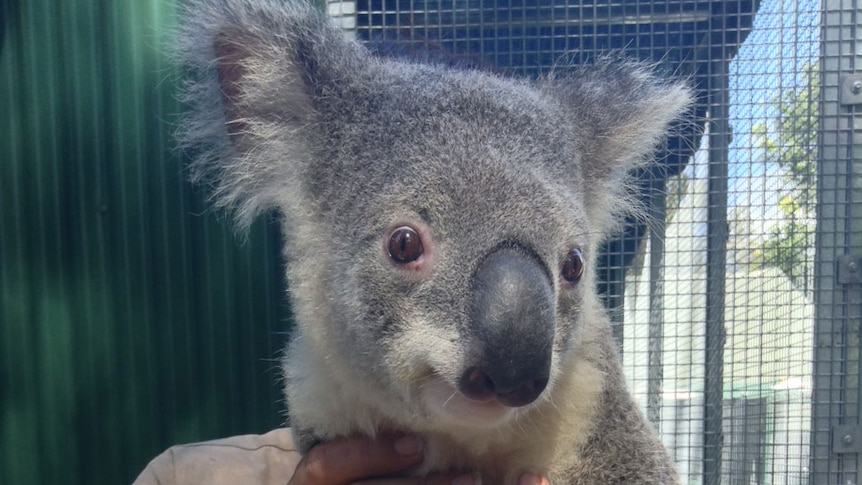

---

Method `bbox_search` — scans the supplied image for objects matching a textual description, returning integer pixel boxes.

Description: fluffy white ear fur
[174,0,361,229]
[544,62,692,237]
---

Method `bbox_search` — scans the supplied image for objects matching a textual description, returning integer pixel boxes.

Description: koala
[176,0,692,483]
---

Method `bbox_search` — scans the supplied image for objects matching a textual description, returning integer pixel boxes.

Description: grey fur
[176,1,692,483]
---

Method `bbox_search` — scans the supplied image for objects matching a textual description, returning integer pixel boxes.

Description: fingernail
[394,435,423,456]
[518,472,542,485]
[452,473,481,485]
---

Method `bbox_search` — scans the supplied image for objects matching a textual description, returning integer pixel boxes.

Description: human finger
[352,471,480,485]
[517,472,551,485]
[288,434,424,485]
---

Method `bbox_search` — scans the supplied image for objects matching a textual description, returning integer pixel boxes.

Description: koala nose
[459,365,550,407]
[461,247,555,408]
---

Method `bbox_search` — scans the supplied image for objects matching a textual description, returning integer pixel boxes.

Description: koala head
[178,0,691,434]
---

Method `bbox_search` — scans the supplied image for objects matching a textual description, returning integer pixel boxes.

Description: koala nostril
[458,366,496,402]
[496,375,549,408]
[458,367,549,407]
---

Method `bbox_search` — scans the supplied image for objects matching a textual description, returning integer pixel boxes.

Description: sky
[679,0,821,241]
[726,0,821,210]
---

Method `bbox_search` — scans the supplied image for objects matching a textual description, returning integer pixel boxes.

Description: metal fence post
[811,0,862,483]
[704,56,731,485]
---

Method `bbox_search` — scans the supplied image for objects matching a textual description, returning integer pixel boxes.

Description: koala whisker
[441,391,459,409]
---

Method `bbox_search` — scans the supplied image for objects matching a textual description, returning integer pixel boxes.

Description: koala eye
[388,226,424,264]
[561,248,585,284]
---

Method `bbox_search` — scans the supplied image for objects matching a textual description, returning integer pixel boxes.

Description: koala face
[297,67,601,428]
[177,0,690,436]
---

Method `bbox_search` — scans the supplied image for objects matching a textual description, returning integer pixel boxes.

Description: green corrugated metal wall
[0,1,289,483]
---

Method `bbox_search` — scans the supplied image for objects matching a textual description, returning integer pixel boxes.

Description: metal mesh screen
[810,0,862,483]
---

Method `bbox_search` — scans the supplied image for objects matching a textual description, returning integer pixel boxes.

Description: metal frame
[811,0,862,482]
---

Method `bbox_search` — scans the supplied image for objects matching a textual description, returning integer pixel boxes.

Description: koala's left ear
[175,0,366,229]
[542,62,693,235]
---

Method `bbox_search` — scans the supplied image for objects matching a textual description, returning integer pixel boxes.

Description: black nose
[460,246,555,407]
[459,365,550,407]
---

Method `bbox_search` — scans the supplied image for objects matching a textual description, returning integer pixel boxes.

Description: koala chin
[176,1,692,483]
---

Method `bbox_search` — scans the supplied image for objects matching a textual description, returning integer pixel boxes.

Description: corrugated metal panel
[0,1,289,483]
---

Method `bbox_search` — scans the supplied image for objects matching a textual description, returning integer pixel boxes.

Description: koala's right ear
[175,0,364,229]
[541,60,692,236]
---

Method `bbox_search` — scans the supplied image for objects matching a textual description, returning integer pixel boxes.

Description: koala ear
[175,0,364,229]
[544,61,693,235]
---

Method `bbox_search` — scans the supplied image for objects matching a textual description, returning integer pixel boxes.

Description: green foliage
[750,64,819,289]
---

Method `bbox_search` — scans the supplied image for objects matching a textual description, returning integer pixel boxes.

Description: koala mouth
[420,375,515,427]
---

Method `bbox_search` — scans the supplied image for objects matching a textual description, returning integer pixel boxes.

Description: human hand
[287,433,469,484]
[287,434,551,485]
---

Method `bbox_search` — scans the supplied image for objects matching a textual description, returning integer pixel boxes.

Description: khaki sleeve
[132,428,302,485]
